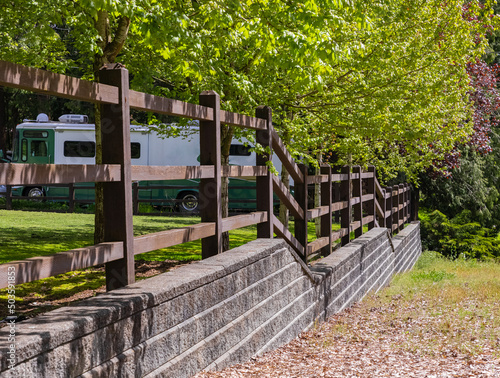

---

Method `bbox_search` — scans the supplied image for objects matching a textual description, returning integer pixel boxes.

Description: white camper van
[10,114,279,211]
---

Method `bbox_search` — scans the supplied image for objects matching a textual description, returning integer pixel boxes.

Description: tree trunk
[220,125,234,251]
[278,167,290,228]
[92,11,130,244]
[0,87,7,154]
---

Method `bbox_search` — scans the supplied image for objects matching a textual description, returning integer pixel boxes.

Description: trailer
[10,113,279,212]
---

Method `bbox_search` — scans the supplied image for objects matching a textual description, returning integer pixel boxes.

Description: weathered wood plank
[363,215,374,225]
[0,242,123,288]
[129,90,213,121]
[361,172,375,179]
[134,223,216,255]
[375,200,385,219]
[272,215,305,257]
[361,194,373,203]
[272,175,304,220]
[271,130,304,184]
[332,200,348,212]
[306,175,329,184]
[220,110,266,130]
[0,60,119,104]
[221,212,268,232]
[307,236,330,255]
[222,165,267,177]
[332,173,349,182]
[307,205,330,221]
[350,220,361,232]
[0,163,121,185]
[350,197,361,206]
[130,165,214,181]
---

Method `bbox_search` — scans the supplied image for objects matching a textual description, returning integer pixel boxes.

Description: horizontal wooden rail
[220,110,266,130]
[350,197,361,206]
[332,173,349,181]
[306,175,329,184]
[332,201,349,212]
[129,90,213,121]
[131,165,214,181]
[307,205,330,221]
[332,228,348,242]
[0,60,119,104]
[363,215,374,224]
[350,221,361,232]
[307,236,330,255]
[222,166,268,177]
[134,223,216,255]
[271,131,304,184]
[272,175,304,220]
[0,164,121,185]
[221,212,268,232]
[0,242,123,288]
[272,215,305,257]
[361,172,375,179]
[361,194,373,203]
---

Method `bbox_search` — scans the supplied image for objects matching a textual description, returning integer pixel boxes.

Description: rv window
[64,141,95,158]
[131,142,141,159]
[229,144,251,156]
[24,130,48,138]
[21,139,28,162]
[31,141,48,157]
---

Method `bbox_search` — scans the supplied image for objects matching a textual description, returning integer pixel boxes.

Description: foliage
[420,209,500,260]
[0,0,497,181]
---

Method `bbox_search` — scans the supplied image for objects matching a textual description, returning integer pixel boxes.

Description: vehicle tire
[177,192,199,213]
[23,187,45,201]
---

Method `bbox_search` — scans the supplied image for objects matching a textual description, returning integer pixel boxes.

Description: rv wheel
[24,187,45,200]
[177,192,199,213]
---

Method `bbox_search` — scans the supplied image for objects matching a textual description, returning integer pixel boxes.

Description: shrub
[420,209,500,260]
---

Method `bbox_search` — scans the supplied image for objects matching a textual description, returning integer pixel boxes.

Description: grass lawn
[0,209,348,321]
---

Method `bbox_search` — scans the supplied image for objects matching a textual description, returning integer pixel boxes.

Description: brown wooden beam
[129,90,213,121]
[273,174,304,220]
[130,165,214,181]
[0,242,123,288]
[221,212,268,232]
[271,130,304,184]
[273,215,305,257]
[0,163,121,185]
[0,60,119,104]
[220,110,266,130]
[199,91,222,258]
[134,223,216,255]
[221,165,267,177]
[99,64,135,291]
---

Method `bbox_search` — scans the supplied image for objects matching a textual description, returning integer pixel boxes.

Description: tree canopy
[0,0,497,181]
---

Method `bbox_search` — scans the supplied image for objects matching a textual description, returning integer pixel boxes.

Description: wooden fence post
[398,183,404,231]
[5,185,12,210]
[352,166,362,238]
[340,165,351,245]
[385,187,392,232]
[132,182,139,215]
[68,183,75,213]
[99,64,135,291]
[199,91,222,258]
[367,166,376,230]
[380,188,387,228]
[295,163,308,261]
[392,185,398,234]
[320,164,332,256]
[255,106,274,239]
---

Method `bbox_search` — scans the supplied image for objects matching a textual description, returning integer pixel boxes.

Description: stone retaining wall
[0,222,421,377]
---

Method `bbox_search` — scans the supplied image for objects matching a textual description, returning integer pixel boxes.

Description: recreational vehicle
[10,113,279,212]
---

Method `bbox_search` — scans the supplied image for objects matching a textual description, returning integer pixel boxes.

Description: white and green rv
[10,113,277,212]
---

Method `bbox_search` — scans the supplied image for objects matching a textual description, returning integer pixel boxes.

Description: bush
[420,209,500,260]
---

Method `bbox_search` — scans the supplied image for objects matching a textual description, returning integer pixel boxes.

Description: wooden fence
[0,60,415,291]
